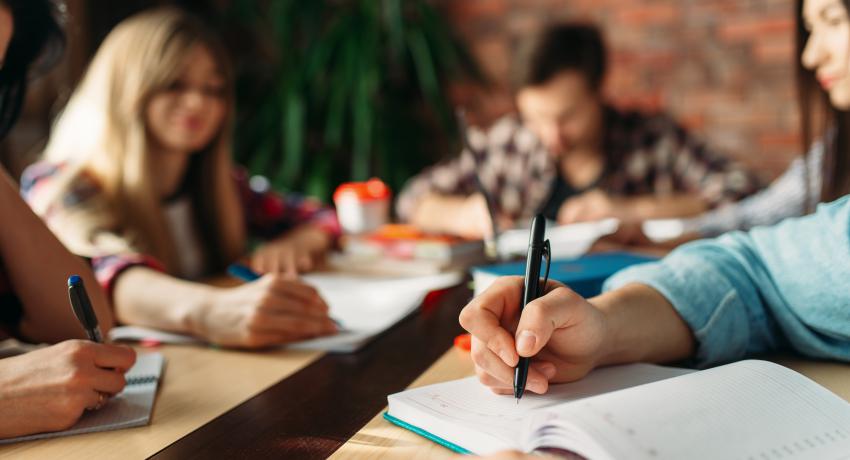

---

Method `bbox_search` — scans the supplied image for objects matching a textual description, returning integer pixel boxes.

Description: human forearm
[251,223,334,274]
[592,283,695,366]
[688,158,809,237]
[410,193,500,239]
[621,194,708,221]
[113,267,336,347]
[410,194,469,235]
[112,267,215,335]
[0,169,114,342]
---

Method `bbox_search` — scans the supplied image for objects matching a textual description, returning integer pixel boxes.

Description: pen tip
[68,275,82,287]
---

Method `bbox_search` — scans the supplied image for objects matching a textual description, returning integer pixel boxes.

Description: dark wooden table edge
[148,284,471,459]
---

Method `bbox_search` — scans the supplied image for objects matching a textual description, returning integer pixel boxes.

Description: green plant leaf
[281,85,305,187]
[228,0,485,201]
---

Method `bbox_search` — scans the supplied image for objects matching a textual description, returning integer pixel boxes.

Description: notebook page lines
[396,377,561,442]
[390,364,693,447]
[542,360,850,460]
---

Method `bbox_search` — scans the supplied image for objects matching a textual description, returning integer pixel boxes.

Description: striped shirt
[686,143,824,237]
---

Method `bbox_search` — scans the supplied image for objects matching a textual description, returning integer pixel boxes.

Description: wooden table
[330,347,475,459]
[0,345,323,459]
[4,279,850,459]
[148,285,472,459]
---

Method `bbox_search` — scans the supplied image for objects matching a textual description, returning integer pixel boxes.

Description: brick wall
[436,0,799,179]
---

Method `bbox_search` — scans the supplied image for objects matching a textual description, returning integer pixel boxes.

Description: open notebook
[110,271,463,352]
[0,352,165,444]
[386,360,850,459]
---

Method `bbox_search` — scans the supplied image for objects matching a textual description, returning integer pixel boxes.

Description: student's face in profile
[516,71,604,158]
[145,45,227,155]
[802,0,850,109]
[0,5,13,66]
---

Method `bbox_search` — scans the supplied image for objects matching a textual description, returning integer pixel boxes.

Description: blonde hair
[41,7,245,273]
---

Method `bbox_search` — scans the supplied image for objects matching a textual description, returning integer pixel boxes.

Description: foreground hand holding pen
[459,273,610,396]
[513,215,550,402]
[67,275,136,411]
[458,200,632,399]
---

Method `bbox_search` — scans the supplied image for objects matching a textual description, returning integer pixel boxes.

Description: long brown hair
[796,0,850,206]
[40,7,245,273]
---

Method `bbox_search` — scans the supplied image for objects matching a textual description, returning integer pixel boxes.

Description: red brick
[617,4,679,26]
[718,17,794,42]
[436,0,800,173]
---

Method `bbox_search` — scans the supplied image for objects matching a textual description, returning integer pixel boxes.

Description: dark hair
[513,23,607,92]
[0,0,65,139]
[796,0,850,204]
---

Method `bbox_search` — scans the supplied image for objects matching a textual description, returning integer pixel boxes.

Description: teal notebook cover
[472,251,657,298]
[383,411,472,454]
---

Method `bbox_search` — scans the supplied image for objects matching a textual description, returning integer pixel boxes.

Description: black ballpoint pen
[514,214,550,403]
[68,275,103,342]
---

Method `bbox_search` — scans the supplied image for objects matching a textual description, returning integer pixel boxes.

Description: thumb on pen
[514,285,578,357]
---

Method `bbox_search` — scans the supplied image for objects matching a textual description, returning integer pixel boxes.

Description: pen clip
[539,239,551,293]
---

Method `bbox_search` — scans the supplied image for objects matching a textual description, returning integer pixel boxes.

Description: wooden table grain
[0,344,323,459]
[149,285,472,459]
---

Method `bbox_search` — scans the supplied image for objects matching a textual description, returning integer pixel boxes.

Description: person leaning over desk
[22,7,338,349]
[463,0,850,458]
[395,23,760,240]
[612,0,850,249]
[0,0,136,439]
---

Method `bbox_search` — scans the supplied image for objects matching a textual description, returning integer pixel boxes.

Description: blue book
[472,252,657,298]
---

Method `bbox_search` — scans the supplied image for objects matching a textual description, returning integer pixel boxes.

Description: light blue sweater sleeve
[604,196,850,367]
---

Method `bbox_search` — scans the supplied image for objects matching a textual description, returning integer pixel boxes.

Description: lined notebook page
[0,352,165,444]
[387,363,692,454]
[536,360,850,460]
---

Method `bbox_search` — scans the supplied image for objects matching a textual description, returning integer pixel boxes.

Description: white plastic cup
[333,178,391,234]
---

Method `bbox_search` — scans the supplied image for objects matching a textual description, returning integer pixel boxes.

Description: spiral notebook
[0,352,165,444]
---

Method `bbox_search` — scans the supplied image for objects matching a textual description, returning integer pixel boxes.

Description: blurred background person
[24,8,338,349]
[396,23,760,239]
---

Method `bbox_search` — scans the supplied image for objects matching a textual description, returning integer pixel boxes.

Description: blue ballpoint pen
[227,263,261,282]
[68,275,103,343]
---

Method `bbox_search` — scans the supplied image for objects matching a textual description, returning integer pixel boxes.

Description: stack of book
[333,224,487,275]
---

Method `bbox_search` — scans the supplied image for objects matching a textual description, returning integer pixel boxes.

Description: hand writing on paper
[250,225,332,276]
[201,273,336,348]
[456,193,513,240]
[459,277,608,395]
[0,340,135,438]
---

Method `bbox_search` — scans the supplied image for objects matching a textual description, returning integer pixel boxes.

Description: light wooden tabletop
[0,344,323,459]
[331,351,850,459]
[330,348,474,460]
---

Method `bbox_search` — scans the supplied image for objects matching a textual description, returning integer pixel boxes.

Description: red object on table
[454,333,472,351]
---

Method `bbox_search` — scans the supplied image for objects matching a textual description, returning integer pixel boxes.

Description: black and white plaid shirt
[397,106,761,224]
